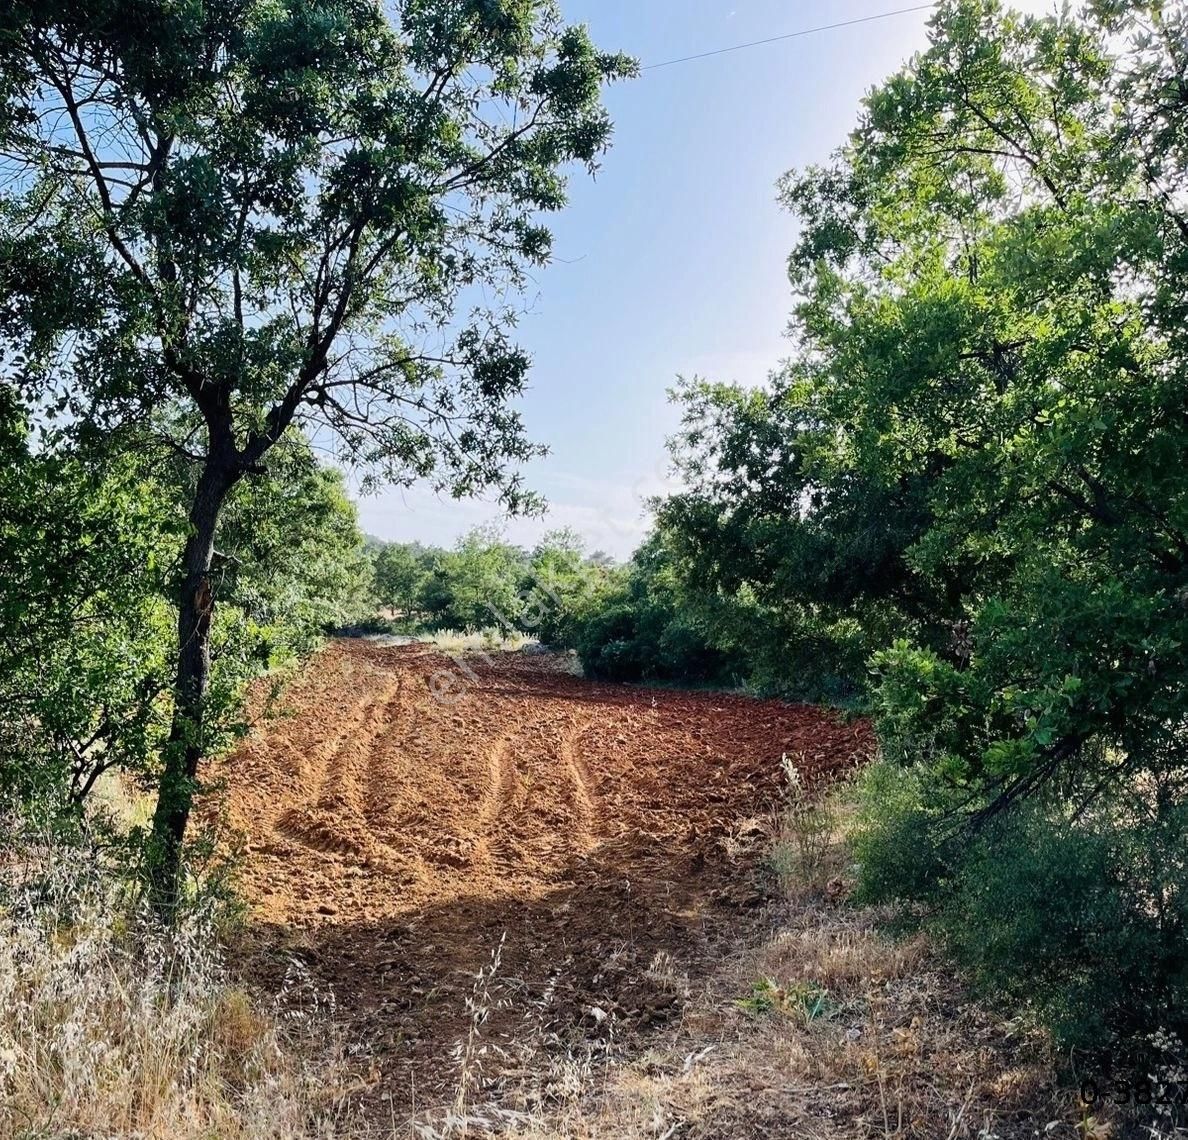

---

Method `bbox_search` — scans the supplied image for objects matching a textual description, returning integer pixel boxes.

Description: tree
[202,433,377,658]
[373,542,430,617]
[666,0,1188,800]
[420,526,528,632]
[775,0,1188,819]
[659,375,923,700]
[654,0,1188,1048]
[0,411,372,822]
[0,0,633,908]
[522,527,607,645]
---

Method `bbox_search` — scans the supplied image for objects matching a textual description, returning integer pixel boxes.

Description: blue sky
[356,0,1052,558]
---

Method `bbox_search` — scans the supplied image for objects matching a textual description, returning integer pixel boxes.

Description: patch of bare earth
[209,640,1091,1138]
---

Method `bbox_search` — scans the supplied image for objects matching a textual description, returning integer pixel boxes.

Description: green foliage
[372,542,432,618]
[0,415,372,822]
[605,0,1188,1054]
[736,977,835,1025]
[0,414,178,816]
[210,436,377,658]
[838,0,1188,1054]
[850,761,951,906]
[574,531,734,683]
[571,375,903,699]
[522,528,614,647]
[656,376,931,700]
[0,0,633,896]
[370,525,612,644]
[419,528,528,634]
[856,771,1188,1053]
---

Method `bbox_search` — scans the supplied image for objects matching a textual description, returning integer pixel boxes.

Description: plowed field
[213,639,873,1116]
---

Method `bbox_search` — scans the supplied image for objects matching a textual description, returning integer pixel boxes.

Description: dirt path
[211,639,873,1118]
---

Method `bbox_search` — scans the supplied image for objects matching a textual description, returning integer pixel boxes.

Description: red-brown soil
[211,639,873,1117]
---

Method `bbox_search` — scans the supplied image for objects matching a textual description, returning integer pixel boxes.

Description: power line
[641,3,938,71]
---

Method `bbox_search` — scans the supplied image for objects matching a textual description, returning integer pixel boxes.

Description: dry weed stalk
[440,931,508,1136]
[0,828,347,1139]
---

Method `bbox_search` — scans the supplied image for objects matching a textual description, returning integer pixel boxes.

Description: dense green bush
[0,427,177,817]
[573,533,735,683]
[573,601,638,678]
[856,766,1188,1054]
[568,516,871,698]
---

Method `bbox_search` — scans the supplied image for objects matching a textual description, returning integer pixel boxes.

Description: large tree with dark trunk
[0,0,632,909]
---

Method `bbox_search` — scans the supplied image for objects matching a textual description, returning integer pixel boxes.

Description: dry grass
[402,784,1092,1139]
[437,932,1075,1139]
[88,768,156,833]
[0,830,352,1140]
[424,630,534,655]
[769,753,850,902]
[10,766,1180,1138]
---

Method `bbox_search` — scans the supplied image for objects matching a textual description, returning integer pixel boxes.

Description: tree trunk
[148,457,234,915]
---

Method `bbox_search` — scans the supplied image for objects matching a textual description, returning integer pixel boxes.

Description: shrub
[855,766,1188,1058]
[573,533,734,684]
[851,760,953,906]
[574,597,729,683]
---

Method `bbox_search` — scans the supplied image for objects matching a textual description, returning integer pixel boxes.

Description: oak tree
[0,0,632,907]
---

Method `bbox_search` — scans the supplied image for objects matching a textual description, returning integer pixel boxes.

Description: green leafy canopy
[0,0,636,502]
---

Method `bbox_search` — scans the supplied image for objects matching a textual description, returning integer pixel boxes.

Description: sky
[355,0,1054,559]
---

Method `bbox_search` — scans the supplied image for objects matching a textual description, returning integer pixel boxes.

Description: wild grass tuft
[0,822,347,1139]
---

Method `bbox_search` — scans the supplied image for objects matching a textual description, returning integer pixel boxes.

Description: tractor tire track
[210,638,875,1117]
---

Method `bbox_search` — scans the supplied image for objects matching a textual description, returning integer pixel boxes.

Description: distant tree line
[368,527,619,646]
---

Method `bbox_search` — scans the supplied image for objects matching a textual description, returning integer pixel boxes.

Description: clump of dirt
[209,639,873,1119]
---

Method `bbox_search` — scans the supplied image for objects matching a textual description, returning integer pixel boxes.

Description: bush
[372,541,432,617]
[851,761,950,905]
[574,601,643,680]
[855,764,1188,1058]
[575,595,730,684]
[573,532,735,684]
